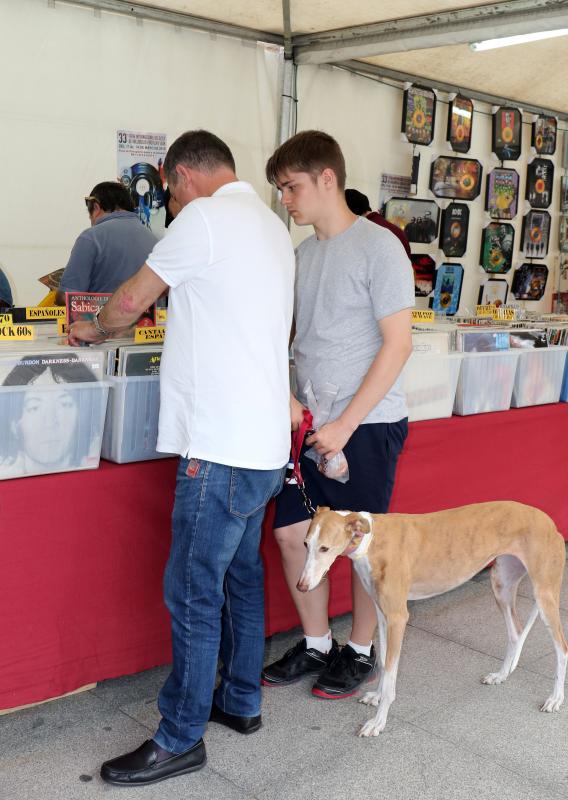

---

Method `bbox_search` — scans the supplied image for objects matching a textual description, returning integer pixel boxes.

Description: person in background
[345,188,411,258]
[55,181,158,304]
[67,130,294,787]
[0,267,13,307]
[163,187,182,228]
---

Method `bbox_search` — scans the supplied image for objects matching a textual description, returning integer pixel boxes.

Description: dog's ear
[316,506,330,514]
[345,513,371,535]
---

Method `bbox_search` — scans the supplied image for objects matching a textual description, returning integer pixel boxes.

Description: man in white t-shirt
[68,130,295,787]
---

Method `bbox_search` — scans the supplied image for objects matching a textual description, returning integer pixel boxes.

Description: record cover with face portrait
[0,351,106,480]
[384,198,439,243]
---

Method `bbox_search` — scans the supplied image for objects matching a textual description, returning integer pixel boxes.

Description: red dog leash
[288,409,316,516]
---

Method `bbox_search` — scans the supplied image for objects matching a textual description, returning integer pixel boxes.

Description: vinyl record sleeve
[439,203,469,257]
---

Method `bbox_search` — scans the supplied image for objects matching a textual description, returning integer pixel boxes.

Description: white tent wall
[0,0,281,305]
[294,63,564,314]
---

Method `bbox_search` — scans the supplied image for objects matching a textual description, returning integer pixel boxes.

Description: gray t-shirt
[59,211,158,293]
[294,216,415,424]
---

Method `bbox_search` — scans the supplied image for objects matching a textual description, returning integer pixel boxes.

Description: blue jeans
[154,457,285,754]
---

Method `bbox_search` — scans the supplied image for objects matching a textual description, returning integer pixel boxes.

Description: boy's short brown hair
[265,130,346,190]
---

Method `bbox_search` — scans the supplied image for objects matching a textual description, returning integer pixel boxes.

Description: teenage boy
[262,131,414,699]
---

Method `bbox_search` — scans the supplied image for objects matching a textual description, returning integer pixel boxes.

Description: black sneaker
[261,639,339,686]
[311,644,377,699]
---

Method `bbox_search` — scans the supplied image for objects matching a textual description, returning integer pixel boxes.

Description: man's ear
[316,505,330,514]
[345,513,370,535]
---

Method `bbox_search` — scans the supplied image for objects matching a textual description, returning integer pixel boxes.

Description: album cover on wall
[478,279,509,307]
[430,263,464,315]
[384,198,439,243]
[401,85,436,146]
[447,94,473,153]
[479,223,515,273]
[410,254,436,296]
[559,215,568,252]
[525,158,554,209]
[531,115,557,155]
[492,106,522,161]
[485,168,519,220]
[560,176,568,212]
[521,210,551,258]
[439,203,469,257]
[429,156,482,200]
[511,263,548,300]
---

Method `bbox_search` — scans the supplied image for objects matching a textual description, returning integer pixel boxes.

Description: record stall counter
[2,401,568,712]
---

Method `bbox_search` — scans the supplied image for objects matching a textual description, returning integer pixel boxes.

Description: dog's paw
[541,694,564,713]
[358,717,386,737]
[359,690,381,707]
[481,672,506,685]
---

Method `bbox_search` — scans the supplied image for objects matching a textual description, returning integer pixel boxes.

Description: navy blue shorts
[273,419,408,529]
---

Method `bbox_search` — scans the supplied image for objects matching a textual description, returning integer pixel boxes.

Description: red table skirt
[1,404,567,710]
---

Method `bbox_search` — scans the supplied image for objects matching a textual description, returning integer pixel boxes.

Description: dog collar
[344,531,373,560]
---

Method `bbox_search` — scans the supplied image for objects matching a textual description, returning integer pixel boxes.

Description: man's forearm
[339,341,412,433]
[98,265,167,331]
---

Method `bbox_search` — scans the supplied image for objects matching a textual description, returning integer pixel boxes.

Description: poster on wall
[511,263,549,300]
[384,197,439,243]
[430,263,464,315]
[439,203,469,257]
[492,106,522,161]
[447,94,474,153]
[378,173,411,210]
[117,130,167,232]
[401,85,436,146]
[525,158,554,209]
[429,156,482,200]
[520,210,551,258]
[480,222,515,273]
[410,254,436,296]
[531,115,557,155]
[478,279,509,307]
[485,168,519,220]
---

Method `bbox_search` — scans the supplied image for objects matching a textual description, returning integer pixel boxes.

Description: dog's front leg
[360,603,387,707]
[359,609,408,737]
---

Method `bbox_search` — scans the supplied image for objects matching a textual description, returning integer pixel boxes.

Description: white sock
[305,631,332,654]
[347,639,372,657]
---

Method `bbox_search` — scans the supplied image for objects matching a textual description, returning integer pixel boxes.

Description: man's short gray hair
[164,130,235,184]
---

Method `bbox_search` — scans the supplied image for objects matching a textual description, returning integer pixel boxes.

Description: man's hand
[290,393,306,431]
[68,321,106,347]
[305,417,354,460]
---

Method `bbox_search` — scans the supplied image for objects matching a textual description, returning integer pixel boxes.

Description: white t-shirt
[146,181,295,470]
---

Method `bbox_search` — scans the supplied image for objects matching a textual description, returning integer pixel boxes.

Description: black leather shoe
[209,703,262,734]
[100,738,206,786]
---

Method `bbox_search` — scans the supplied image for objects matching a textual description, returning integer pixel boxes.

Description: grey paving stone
[91,664,171,707]
[0,697,251,800]
[407,579,561,665]
[410,666,568,796]
[255,718,563,800]
[379,624,502,723]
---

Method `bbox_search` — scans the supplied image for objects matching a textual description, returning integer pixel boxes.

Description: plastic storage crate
[0,381,109,480]
[453,351,520,415]
[101,375,174,463]
[511,346,568,408]
[401,352,463,422]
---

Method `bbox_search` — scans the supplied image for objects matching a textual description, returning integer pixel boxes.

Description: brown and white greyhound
[297,501,567,737]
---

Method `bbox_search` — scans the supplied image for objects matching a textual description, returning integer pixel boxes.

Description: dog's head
[296,507,372,592]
